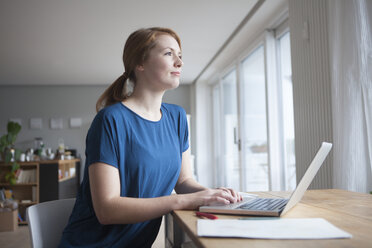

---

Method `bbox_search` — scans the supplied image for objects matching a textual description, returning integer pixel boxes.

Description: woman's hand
[217,186,243,203]
[176,187,242,210]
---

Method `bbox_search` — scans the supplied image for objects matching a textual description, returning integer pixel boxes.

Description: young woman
[59,27,241,247]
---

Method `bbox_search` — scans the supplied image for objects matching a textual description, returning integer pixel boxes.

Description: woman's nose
[175,56,183,68]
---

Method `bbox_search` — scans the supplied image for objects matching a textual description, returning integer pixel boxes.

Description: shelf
[59,175,76,182]
[0,159,80,226]
[39,158,80,164]
[0,162,38,167]
[0,183,37,186]
[19,201,37,206]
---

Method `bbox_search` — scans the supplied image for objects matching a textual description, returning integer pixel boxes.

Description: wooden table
[169,189,372,248]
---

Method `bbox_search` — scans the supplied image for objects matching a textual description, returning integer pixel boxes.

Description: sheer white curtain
[328,0,372,193]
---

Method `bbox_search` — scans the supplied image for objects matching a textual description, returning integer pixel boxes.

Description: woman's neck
[122,88,164,121]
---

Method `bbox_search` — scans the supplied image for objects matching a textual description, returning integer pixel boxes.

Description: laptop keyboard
[238,198,289,211]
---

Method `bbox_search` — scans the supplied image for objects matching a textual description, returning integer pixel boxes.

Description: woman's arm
[174,148,242,201]
[174,148,206,194]
[89,156,239,225]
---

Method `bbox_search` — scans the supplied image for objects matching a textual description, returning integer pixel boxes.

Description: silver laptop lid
[281,142,332,215]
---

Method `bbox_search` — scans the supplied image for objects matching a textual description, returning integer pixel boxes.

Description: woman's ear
[136,64,145,72]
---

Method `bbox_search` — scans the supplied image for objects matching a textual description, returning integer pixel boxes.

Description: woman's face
[138,34,183,91]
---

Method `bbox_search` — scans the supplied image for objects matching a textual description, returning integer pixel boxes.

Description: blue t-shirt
[59,102,189,248]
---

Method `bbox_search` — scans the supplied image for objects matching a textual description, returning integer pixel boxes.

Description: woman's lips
[171,71,181,76]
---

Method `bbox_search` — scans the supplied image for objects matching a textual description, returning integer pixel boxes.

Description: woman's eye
[165,52,172,56]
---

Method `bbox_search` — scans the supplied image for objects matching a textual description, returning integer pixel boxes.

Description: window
[241,46,269,191]
[213,70,240,189]
[277,32,296,190]
[221,70,240,190]
[212,84,222,186]
[212,25,296,192]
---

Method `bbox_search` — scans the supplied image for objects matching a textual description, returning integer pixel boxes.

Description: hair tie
[123,72,129,79]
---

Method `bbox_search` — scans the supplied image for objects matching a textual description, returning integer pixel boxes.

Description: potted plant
[0,121,22,184]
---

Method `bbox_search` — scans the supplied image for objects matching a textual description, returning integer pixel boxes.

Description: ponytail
[95,73,130,112]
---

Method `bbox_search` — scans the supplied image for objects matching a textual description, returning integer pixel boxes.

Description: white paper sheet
[197,218,352,239]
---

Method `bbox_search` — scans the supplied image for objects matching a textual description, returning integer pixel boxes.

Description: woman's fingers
[229,188,242,202]
[201,189,233,206]
[218,190,235,203]
[217,187,241,203]
[209,196,230,205]
[229,189,238,200]
[181,188,243,209]
[219,189,235,203]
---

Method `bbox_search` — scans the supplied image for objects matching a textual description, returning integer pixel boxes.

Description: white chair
[26,198,75,248]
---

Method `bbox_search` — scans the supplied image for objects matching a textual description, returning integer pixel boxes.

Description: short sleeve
[180,108,190,153]
[85,111,119,168]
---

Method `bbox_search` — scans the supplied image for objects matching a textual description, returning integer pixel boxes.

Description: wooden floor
[0,220,165,248]
[0,226,30,248]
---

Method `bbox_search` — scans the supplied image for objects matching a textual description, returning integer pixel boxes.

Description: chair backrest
[26,198,75,248]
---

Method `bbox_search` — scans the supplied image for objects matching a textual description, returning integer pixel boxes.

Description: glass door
[277,32,296,190]
[240,45,269,191]
[221,69,240,190]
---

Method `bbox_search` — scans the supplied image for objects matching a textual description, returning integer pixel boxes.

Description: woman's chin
[164,80,180,90]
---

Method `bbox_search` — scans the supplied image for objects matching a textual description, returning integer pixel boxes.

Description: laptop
[199,142,332,217]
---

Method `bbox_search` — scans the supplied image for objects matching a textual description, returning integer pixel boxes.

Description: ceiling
[0,0,257,85]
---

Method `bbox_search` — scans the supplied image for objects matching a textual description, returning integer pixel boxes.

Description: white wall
[0,85,104,159]
[0,85,191,182]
